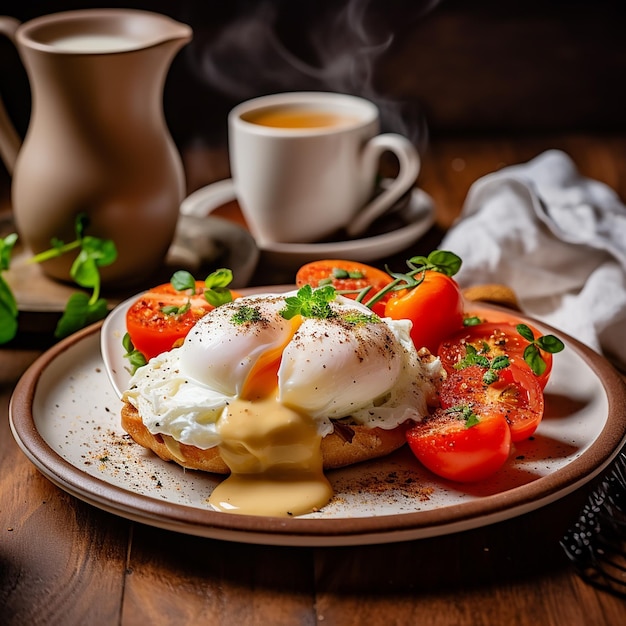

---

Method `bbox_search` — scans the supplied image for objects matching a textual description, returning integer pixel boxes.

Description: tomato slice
[295,259,393,315]
[126,281,231,360]
[384,271,464,353]
[406,403,512,483]
[438,364,544,442]
[438,321,553,389]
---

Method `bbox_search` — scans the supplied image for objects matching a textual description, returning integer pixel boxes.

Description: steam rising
[186,0,440,147]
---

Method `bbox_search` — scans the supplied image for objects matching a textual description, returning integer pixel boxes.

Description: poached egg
[123,291,442,517]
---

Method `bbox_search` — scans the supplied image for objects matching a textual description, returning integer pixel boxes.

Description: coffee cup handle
[346,134,421,238]
[180,178,237,217]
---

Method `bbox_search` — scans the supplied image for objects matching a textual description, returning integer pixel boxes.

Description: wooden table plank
[0,382,129,624]
[121,527,317,625]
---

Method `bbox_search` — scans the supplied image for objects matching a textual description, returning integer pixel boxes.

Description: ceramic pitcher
[0,9,192,286]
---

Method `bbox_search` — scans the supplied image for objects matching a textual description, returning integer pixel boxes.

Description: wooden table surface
[2,134,626,625]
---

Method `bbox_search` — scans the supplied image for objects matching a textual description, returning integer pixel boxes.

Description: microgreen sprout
[231,304,264,325]
[516,323,565,376]
[454,344,511,384]
[163,268,235,316]
[461,315,565,377]
[444,404,480,428]
[360,250,462,310]
[463,316,483,327]
[122,332,147,374]
[0,214,117,343]
[341,311,381,326]
[0,233,19,344]
[280,284,337,320]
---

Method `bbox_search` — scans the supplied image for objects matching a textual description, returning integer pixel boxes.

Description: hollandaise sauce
[209,397,333,517]
[209,312,333,516]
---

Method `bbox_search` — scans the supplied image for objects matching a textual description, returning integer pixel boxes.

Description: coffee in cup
[195,92,421,245]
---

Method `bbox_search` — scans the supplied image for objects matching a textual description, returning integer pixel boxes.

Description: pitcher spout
[133,12,192,52]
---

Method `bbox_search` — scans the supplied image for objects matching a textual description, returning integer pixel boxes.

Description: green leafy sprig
[170,268,234,308]
[463,315,565,377]
[0,214,117,343]
[280,284,337,320]
[454,343,511,384]
[516,323,565,376]
[318,267,365,287]
[0,233,19,344]
[231,304,264,325]
[122,333,148,373]
[444,404,481,428]
[122,268,236,373]
[360,250,462,310]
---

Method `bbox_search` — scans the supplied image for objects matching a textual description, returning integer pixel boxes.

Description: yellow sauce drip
[209,314,333,517]
[209,396,333,517]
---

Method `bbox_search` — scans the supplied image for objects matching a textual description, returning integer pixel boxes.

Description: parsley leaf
[122,332,148,374]
[516,323,565,376]
[455,344,510,384]
[54,292,109,339]
[341,311,381,326]
[445,404,481,428]
[231,304,263,325]
[24,214,117,339]
[204,268,234,307]
[280,285,337,320]
[170,269,197,292]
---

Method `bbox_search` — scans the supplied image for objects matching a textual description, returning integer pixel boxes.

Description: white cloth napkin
[440,149,626,369]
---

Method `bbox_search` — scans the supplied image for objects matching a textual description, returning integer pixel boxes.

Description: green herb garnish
[122,332,147,374]
[27,214,117,339]
[341,311,381,326]
[516,323,565,376]
[280,284,337,320]
[455,344,510,384]
[333,267,364,280]
[361,250,462,310]
[444,404,480,428]
[463,316,483,327]
[203,268,235,307]
[0,233,19,344]
[231,304,264,325]
[165,268,234,315]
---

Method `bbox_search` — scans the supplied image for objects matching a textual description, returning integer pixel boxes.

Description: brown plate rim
[9,306,626,546]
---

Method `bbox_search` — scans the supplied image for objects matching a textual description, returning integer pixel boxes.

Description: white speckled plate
[9,294,626,546]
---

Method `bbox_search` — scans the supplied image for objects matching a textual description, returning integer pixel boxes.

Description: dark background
[1,0,625,188]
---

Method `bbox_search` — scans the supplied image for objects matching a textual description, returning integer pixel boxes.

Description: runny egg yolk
[209,315,334,517]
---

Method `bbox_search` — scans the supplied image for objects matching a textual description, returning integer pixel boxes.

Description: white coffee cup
[212,92,420,245]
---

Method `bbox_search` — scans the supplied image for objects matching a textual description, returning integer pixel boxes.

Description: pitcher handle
[0,17,23,174]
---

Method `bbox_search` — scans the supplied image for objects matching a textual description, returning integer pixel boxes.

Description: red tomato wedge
[438,321,553,389]
[384,271,464,353]
[295,259,393,315]
[406,402,512,483]
[126,281,238,361]
[438,364,544,442]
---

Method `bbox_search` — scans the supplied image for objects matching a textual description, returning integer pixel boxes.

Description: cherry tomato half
[407,403,512,483]
[438,321,553,390]
[438,364,544,442]
[295,259,393,316]
[126,281,238,361]
[384,271,464,353]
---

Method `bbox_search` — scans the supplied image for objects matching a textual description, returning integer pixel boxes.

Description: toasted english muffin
[121,401,410,474]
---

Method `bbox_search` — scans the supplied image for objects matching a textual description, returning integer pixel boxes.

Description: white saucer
[168,214,259,288]
[181,179,435,268]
